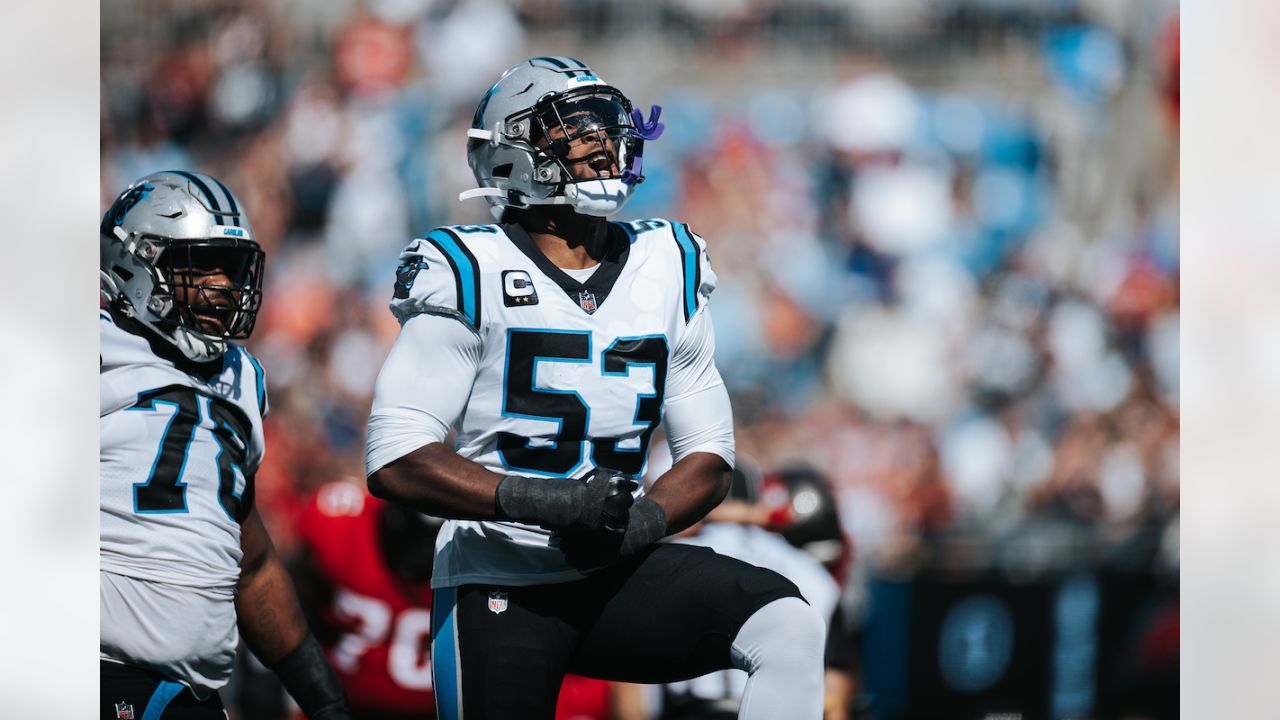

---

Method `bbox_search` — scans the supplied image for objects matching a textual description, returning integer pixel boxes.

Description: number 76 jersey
[375,219,723,587]
[100,311,267,591]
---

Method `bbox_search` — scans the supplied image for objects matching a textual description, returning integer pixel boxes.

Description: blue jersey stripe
[432,587,461,720]
[141,680,186,720]
[425,230,482,329]
[672,223,700,321]
[244,349,267,417]
[612,221,638,244]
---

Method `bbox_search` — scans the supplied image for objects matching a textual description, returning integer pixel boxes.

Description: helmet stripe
[170,170,223,215]
[533,56,590,78]
[534,56,569,69]
[210,176,241,228]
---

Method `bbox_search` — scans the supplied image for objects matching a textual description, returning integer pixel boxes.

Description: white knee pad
[731,596,826,719]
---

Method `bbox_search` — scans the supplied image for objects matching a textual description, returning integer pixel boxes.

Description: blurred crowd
[102,0,1179,707]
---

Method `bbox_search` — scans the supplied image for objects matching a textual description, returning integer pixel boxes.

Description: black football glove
[557,525,625,570]
[618,497,668,557]
[558,495,668,570]
[271,633,353,720]
[495,468,637,533]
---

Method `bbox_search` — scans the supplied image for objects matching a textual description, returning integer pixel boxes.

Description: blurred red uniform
[296,482,611,720]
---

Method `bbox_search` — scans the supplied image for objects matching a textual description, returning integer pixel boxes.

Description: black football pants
[101,660,226,719]
[430,542,804,719]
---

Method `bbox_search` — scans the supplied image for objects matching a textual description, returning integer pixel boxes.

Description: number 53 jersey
[100,311,266,592]
[367,219,731,588]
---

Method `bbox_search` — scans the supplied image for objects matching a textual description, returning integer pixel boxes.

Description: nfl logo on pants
[488,590,509,614]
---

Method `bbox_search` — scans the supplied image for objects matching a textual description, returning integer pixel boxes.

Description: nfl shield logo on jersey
[115,701,135,719]
[488,590,509,614]
[577,290,598,314]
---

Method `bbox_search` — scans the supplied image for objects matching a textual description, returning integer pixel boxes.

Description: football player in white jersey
[100,172,352,719]
[365,57,826,719]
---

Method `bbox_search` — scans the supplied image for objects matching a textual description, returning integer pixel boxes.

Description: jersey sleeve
[388,230,484,332]
[661,305,735,467]
[365,311,483,475]
[671,223,718,324]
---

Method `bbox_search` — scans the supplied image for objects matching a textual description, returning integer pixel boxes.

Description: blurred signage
[863,569,1175,719]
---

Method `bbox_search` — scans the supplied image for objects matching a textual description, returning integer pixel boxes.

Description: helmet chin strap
[458,186,576,206]
[458,187,505,202]
[460,124,634,216]
[171,325,228,363]
[459,181,631,217]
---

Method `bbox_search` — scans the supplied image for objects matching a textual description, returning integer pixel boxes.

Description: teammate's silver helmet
[461,56,664,218]
[100,171,265,362]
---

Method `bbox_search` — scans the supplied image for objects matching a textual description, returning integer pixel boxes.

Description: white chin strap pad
[563,178,634,217]
[171,325,227,363]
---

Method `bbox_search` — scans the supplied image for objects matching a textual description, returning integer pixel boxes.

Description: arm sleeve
[662,306,735,467]
[364,312,482,475]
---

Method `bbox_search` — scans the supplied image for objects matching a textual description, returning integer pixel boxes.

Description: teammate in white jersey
[365,57,826,719]
[100,172,352,719]
[661,461,858,720]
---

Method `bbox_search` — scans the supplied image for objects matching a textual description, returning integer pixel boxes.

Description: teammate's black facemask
[156,241,265,340]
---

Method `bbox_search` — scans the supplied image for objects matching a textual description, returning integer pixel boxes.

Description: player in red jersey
[294,481,614,720]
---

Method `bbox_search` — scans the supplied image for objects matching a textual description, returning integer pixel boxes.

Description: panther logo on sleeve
[394,260,430,300]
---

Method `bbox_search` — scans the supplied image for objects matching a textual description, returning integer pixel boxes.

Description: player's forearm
[646,451,732,535]
[367,441,506,519]
[236,547,311,665]
[238,552,352,718]
[237,509,311,663]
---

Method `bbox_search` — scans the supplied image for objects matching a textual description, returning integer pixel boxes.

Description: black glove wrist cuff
[494,474,521,519]
[621,497,668,555]
[495,474,583,527]
[272,633,350,719]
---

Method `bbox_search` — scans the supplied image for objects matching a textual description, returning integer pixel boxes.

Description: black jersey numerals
[129,388,200,513]
[498,330,669,477]
[129,386,254,521]
[592,337,669,474]
[497,331,592,476]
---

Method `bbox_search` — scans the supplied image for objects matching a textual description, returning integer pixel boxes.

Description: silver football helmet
[460,56,664,218]
[100,171,265,362]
